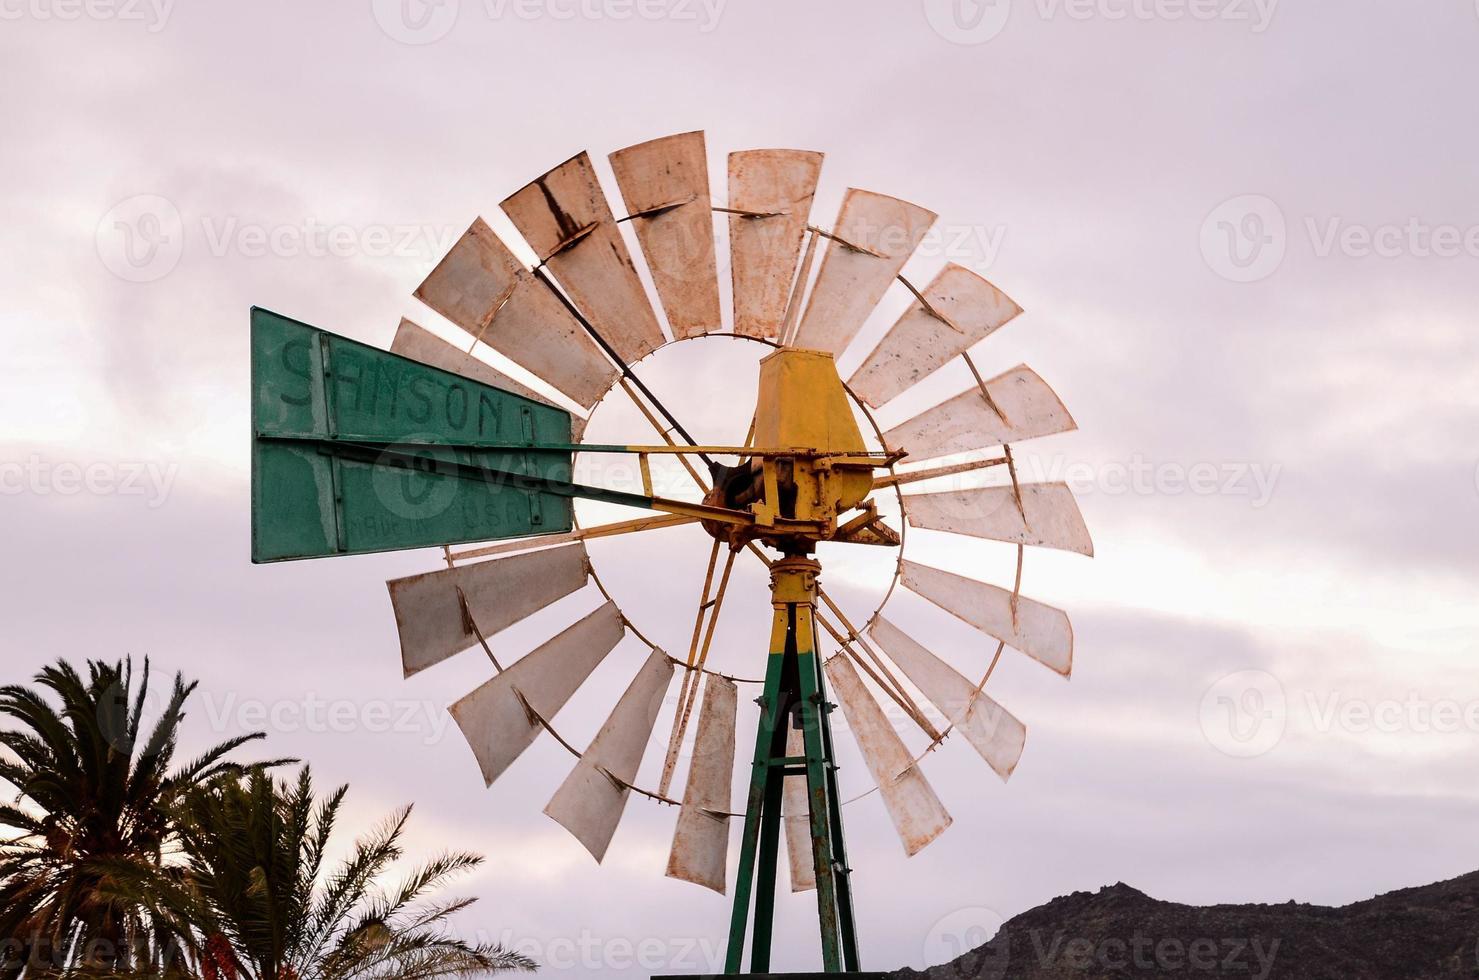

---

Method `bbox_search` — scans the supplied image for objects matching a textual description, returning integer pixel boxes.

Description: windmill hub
[700,347,886,554]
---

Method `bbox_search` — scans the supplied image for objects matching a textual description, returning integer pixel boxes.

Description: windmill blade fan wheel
[253,129,1091,975]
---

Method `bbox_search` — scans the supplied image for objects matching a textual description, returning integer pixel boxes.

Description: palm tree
[0,658,273,979]
[173,767,533,980]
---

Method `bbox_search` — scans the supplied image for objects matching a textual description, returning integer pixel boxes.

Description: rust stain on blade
[782,725,817,892]
[881,365,1076,463]
[665,674,736,893]
[824,655,952,857]
[501,152,665,362]
[610,131,721,340]
[903,482,1093,556]
[792,189,937,357]
[848,264,1023,408]
[450,602,624,786]
[414,219,616,409]
[544,648,674,862]
[900,560,1073,677]
[728,149,823,339]
[869,616,1026,781]
[390,318,588,440]
[386,543,590,678]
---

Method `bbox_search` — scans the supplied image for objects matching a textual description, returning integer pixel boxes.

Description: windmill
[250,131,1090,976]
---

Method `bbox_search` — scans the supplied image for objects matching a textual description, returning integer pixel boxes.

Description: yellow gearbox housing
[748,348,874,532]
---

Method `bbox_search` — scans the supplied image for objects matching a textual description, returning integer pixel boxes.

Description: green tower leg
[725,557,859,974]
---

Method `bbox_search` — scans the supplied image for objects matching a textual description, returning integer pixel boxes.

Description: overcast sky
[4,0,1479,975]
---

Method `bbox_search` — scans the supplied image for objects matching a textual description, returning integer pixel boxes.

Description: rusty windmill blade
[881,365,1076,463]
[387,543,591,678]
[610,131,722,340]
[450,601,625,787]
[390,318,590,440]
[848,264,1023,408]
[665,673,738,893]
[414,218,617,408]
[501,152,666,362]
[901,560,1073,677]
[790,189,937,357]
[869,616,1026,781]
[728,148,824,339]
[824,654,952,856]
[544,647,676,862]
[903,482,1094,556]
[783,725,817,892]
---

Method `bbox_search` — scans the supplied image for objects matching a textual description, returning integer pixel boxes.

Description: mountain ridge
[890,870,1479,979]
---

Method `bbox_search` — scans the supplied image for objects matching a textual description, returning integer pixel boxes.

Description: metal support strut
[726,555,859,974]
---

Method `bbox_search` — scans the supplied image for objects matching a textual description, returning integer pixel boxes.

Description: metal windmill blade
[501,151,666,362]
[387,543,591,678]
[414,218,616,408]
[848,264,1023,408]
[825,654,952,856]
[869,616,1026,781]
[250,130,1094,978]
[903,482,1094,556]
[609,131,722,339]
[728,148,823,339]
[666,673,737,893]
[544,647,675,862]
[901,560,1074,676]
[791,189,936,356]
[881,364,1077,463]
[450,601,625,786]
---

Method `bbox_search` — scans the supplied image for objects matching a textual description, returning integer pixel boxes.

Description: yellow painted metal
[747,349,875,532]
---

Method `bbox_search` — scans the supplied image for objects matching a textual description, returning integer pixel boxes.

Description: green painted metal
[811,640,860,972]
[726,601,857,974]
[250,307,574,562]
